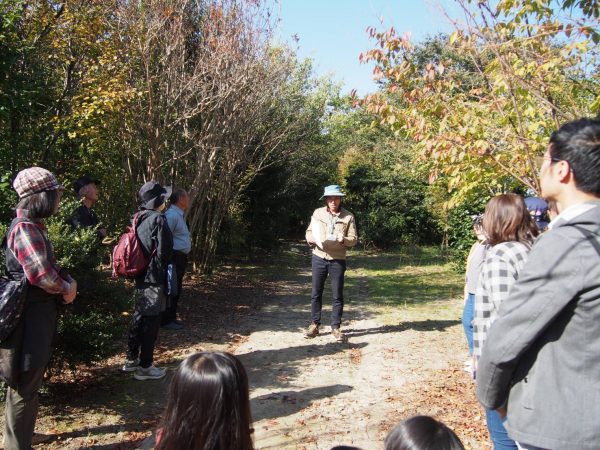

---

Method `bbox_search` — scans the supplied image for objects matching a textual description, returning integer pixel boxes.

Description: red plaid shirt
[7,209,71,294]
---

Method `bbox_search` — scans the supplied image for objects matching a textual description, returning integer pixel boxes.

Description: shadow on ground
[14,243,462,449]
[239,341,369,390]
[251,384,353,422]
[343,319,461,337]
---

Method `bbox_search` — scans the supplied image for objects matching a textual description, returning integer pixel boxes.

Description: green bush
[343,162,440,248]
[0,222,6,270]
[45,199,131,371]
[446,199,487,273]
[51,275,131,370]
[0,198,130,371]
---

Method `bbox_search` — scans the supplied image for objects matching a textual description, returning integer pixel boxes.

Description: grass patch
[347,246,463,309]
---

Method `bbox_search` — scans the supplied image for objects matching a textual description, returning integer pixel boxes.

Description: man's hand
[63,280,77,304]
[336,233,344,243]
[496,407,507,418]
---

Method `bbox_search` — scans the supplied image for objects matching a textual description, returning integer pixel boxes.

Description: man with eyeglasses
[476,118,600,450]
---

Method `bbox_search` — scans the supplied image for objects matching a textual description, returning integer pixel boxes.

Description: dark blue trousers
[311,254,346,328]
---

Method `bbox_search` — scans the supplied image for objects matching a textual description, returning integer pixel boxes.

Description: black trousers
[161,251,188,325]
[3,365,46,450]
[310,254,347,328]
[127,312,161,368]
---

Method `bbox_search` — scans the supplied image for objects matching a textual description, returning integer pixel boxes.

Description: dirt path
[237,257,487,450]
[0,245,490,449]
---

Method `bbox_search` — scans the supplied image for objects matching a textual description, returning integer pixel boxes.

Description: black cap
[74,175,100,195]
[138,181,172,210]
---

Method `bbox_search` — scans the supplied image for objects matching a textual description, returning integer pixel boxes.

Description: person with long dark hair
[155,352,254,450]
[384,416,465,450]
[0,167,77,450]
[473,193,538,450]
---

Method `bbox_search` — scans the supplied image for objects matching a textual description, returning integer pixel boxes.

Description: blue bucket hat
[320,184,346,200]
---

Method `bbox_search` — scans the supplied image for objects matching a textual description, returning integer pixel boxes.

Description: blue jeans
[486,409,517,450]
[311,254,346,328]
[462,292,475,355]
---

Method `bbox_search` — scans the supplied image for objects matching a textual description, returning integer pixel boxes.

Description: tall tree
[358,0,599,203]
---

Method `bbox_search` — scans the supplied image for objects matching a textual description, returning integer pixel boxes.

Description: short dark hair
[156,352,253,450]
[169,188,188,205]
[16,190,60,219]
[483,193,538,247]
[549,117,600,196]
[384,416,465,450]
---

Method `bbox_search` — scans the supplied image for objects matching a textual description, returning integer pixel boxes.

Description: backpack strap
[132,211,156,259]
[4,218,34,278]
[4,217,33,253]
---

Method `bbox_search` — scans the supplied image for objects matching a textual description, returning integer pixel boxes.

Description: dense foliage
[358,0,599,204]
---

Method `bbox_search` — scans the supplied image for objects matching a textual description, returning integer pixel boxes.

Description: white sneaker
[134,364,166,380]
[122,358,140,372]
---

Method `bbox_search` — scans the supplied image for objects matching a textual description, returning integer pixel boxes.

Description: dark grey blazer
[476,200,600,450]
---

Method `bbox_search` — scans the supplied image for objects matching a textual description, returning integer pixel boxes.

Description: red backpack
[112,213,152,278]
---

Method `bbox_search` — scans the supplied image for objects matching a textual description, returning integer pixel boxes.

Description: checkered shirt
[13,167,62,198]
[473,241,531,358]
[7,209,71,294]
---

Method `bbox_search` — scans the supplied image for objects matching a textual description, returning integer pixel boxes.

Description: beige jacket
[305,206,357,260]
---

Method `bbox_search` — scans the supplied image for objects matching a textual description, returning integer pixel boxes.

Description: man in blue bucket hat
[305,185,358,342]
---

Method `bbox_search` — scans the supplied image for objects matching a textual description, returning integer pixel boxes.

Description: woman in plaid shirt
[473,193,538,450]
[1,167,77,450]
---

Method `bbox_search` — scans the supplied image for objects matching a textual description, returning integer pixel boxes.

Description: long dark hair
[482,194,538,247]
[384,416,465,450]
[156,352,253,450]
[16,190,60,219]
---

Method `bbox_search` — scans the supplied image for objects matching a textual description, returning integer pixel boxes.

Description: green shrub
[0,222,6,270]
[344,162,440,248]
[446,199,487,273]
[0,198,131,372]
[45,199,131,371]
[0,172,17,225]
[51,275,131,370]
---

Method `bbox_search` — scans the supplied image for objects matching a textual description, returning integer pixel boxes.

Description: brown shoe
[305,322,319,338]
[331,327,345,342]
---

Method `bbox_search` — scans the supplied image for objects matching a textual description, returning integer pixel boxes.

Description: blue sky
[274,0,460,95]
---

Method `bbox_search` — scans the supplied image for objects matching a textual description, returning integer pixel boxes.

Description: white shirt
[547,201,597,230]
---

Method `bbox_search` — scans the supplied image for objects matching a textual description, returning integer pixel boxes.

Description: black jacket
[67,204,99,229]
[134,209,173,286]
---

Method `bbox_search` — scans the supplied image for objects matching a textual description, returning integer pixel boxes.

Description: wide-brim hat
[73,175,101,195]
[13,167,64,199]
[320,184,346,200]
[138,181,172,210]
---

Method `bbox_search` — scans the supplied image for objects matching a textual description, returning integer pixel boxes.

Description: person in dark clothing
[122,181,173,381]
[67,175,107,239]
[1,167,77,450]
